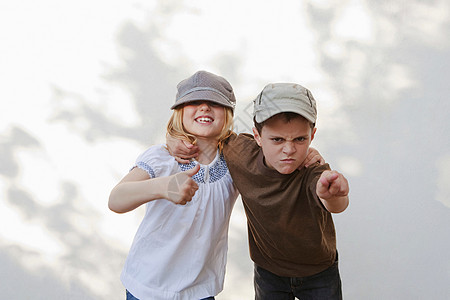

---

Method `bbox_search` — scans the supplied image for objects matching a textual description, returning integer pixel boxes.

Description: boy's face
[253,115,316,174]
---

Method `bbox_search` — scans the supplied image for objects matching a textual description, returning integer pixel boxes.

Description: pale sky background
[1,0,450,299]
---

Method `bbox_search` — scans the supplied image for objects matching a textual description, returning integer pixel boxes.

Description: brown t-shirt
[223,133,336,277]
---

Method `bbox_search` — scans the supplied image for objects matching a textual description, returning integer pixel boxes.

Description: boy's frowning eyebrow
[267,134,310,141]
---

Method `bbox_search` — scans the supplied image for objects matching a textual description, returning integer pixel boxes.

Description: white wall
[1,0,449,299]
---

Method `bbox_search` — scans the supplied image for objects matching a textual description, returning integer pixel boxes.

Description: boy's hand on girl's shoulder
[165,164,200,205]
[166,135,200,163]
[316,170,349,200]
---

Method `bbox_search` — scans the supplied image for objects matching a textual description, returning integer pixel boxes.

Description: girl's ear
[252,127,262,147]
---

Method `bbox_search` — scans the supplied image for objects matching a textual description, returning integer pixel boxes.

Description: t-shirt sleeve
[133,144,177,178]
[307,163,331,211]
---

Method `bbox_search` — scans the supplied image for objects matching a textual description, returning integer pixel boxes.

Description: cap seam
[178,87,235,107]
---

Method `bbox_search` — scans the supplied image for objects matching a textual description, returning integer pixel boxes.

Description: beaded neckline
[178,153,228,183]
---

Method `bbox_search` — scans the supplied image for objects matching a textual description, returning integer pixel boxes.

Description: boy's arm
[316,170,349,213]
[108,164,200,213]
[300,147,326,168]
[167,134,326,167]
[166,135,199,163]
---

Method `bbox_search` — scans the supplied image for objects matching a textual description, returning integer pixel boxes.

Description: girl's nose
[198,102,211,111]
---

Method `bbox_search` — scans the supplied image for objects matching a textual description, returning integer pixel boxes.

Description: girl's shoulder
[137,144,172,162]
[135,144,178,178]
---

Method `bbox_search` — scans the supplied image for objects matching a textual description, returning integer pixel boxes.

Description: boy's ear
[310,127,317,142]
[252,127,262,147]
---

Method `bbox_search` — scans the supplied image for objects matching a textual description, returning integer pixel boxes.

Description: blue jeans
[126,290,214,300]
[126,290,138,300]
[253,257,342,300]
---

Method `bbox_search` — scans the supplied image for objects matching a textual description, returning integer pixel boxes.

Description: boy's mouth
[281,158,295,163]
[195,116,214,124]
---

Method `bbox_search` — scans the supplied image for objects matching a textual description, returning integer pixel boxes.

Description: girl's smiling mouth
[195,116,214,124]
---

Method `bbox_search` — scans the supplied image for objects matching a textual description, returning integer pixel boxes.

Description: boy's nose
[283,142,296,155]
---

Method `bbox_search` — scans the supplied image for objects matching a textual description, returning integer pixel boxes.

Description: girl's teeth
[197,117,212,123]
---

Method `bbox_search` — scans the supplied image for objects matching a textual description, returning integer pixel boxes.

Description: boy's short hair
[253,112,315,134]
[253,83,317,124]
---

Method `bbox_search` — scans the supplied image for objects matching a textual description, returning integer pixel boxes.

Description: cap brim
[254,99,316,124]
[171,90,234,110]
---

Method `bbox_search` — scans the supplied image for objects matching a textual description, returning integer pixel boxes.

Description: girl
[109,71,239,300]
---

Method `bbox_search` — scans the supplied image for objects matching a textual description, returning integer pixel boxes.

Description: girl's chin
[191,134,220,141]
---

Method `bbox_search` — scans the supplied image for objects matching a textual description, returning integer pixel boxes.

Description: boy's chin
[274,165,300,175]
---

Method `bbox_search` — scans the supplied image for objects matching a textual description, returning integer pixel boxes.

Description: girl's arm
[108,164,200,213]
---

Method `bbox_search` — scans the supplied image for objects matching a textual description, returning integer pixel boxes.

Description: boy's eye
[295,137,306,142]
[271,138,284,143]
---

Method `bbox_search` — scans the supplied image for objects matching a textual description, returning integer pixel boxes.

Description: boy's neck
[195,138,219,165]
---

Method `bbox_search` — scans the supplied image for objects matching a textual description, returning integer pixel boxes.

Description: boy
[169,83,349,299]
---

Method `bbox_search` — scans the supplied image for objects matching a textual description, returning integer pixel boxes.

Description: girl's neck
[195,138,219,165]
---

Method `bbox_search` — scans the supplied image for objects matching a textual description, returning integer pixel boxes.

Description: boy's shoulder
[223,132,259,160]
[226,132,260,149]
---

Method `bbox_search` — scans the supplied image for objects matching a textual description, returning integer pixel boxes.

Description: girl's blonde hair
[166,106,234,153]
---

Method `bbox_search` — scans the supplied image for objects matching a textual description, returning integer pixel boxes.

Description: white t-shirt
[121,144,239,300]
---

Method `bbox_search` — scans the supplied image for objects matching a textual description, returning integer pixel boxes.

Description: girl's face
[182,101,226,140]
